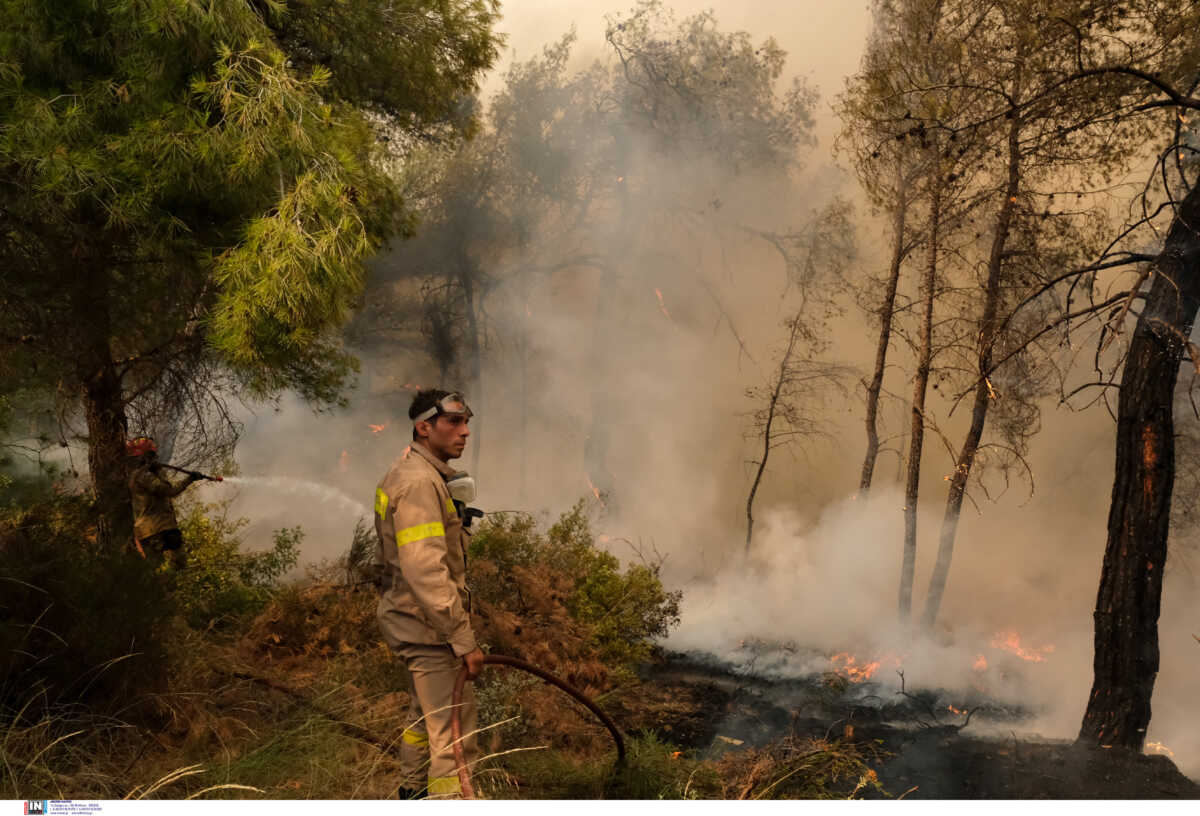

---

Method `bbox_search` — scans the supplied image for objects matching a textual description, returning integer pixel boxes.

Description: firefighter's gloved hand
[463,647,484,680]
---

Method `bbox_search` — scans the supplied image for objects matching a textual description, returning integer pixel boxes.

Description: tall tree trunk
[74,271,130,546]
[746,317,803,553]
[900,172,940,621]
[584,181,631,515]
[518,265,530,507]
[459,261,483,476]
[1078,179,1200,751]
[584,266,618,514]
[745,389,777,555]
[921,64,1023,629]
[860,177,909,497]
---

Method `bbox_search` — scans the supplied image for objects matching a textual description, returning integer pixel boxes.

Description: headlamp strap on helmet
[412,393,472,425]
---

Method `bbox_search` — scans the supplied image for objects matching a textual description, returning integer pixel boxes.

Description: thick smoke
[198,1,1199,779]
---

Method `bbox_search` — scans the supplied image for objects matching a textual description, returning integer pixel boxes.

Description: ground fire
[829,652,900,683]
[989,631,1055,663]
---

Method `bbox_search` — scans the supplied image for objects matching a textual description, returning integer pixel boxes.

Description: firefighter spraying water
[126,436,222,567]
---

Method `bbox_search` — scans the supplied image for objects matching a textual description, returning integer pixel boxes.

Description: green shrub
[0,492,300,711]
[174,500,301,629]
[0,492,172,709]
[470,502,682,671]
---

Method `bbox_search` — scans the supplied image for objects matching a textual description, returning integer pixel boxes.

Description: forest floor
[634,651,1200,800]
[6,585,1197,800]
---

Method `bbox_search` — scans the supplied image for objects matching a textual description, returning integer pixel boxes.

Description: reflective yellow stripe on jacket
[375,488,389,520]
[396,521,444,547]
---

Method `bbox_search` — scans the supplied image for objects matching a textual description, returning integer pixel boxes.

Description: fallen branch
[895,670,938,727]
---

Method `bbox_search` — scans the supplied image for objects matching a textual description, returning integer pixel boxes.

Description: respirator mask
[447,472,476,504]
[446,471,484,529]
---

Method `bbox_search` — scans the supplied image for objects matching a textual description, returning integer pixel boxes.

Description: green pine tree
[0,0,500,539]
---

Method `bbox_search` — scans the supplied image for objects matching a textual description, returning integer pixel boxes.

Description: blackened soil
[633,651,1200,799]
[862,727,1200,799]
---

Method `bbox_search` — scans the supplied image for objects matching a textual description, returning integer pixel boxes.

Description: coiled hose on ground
[451,654,627,799]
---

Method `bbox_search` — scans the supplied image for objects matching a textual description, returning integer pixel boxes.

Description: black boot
[398,786,426,800]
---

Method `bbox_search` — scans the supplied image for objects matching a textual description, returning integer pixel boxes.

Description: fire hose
[159,462,223,481]
[451,654,626,799]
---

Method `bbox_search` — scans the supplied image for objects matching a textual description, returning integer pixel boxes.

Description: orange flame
[654,288,672,320]
[586,476,606,508]
[1146,741,1174,758]
[990,630,1055,663]
[401,383,422,392]
[947,704,967,716]
[830,652,893,683]
[973,654,988,672]
[368,423,387,434]
[338,449,349,473]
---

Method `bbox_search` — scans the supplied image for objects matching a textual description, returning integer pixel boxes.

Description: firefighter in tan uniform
[127,436,201,567]
[374,389,484,799]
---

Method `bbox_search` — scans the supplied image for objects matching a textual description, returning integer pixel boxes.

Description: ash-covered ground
[632,643,1200,799]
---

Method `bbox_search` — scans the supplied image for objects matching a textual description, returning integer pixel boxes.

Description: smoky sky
[485,0,874,150]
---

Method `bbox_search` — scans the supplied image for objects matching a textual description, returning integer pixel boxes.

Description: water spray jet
[216,476,370,518]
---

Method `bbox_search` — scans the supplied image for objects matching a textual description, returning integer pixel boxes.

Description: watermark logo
[24,803,47,816]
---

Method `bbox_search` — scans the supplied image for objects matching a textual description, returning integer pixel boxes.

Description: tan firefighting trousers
[395,642,479,798]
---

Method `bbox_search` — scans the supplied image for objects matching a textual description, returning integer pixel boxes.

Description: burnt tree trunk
[860,177,909,497]
[1078,179,1200,751]
[900,171,940,621]
[74,270,131,545]
[921,67,1023,629]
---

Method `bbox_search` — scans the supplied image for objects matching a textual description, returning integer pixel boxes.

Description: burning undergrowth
[652,639,1037,753]
[638,638,1199,798]
[656,495,1124,751]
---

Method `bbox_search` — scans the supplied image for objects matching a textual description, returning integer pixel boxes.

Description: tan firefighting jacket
[129,464,186,540]
[373,442,476,657]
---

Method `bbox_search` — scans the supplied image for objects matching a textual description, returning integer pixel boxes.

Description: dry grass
[1,510,878,800]
[714,734,889,799]
[2,585,884,800]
